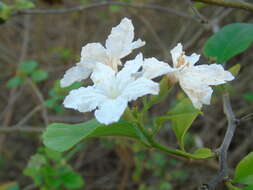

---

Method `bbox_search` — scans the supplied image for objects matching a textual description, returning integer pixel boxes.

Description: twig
[201,93,237,190]
[193,0,253,12]
[27,79,49,125]
[0,126,43,134]
[14,1,194,19]
[186,0,208,23]
[14,105,42,127]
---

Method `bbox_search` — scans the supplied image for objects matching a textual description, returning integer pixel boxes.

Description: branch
[193,0,253,12]
[201,93,237,190]
[0,126,43,134]
[14,1,193,19]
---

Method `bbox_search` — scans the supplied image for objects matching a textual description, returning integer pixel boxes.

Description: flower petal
[60,62,91,88]
[122,77,159,101]
[180,82,213,109]
[117,53,143,83]
[95,97,128,125]
[170,43,183,67]
[182,64,234,86]
[81,43,107,65]
[91,62,116,85]
[143,57,175,79]
[63,86,106,112]
[105,18,145,59]
[185,53,200,66]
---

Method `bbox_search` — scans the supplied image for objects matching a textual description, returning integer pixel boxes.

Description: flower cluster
[61,18,234,125]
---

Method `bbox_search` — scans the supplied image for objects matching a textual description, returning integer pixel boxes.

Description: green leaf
[204,23,253,63]
[192,148,213,159]
[62,172,84,189]
[243,185,253,190]
[144,76,171,111]
[234,152,253,185]
[19,60,38,75]
[14,0,35,10]
[244,93,253,102]
[6,76,24,88]
[0,182,20,190]
[229,64,241,77]
[31,69,48,82]
[157,98,201,150]
[109,5,122,12]
[0,2,13,20]
[43,120,145,152]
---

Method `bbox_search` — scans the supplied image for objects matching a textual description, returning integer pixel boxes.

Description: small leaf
[244,93,253,102]
[0,182,20,190]
[31,69,48,82]
[6,76,24,88]
[109,5,122,12]
[43,120,145,152]
[62,172,84,189]
[204,23,253,63]
[19,60,38,75]
[144,76,171,111]
[157,98,201,150]
[192,148,213,159]
[229,64,241,77]
[14,0,35,9]
[234,152,253,185]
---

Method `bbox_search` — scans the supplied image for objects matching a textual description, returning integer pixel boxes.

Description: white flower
[63,54,165,125]
[60,18,145,88]
[168,43,234,109]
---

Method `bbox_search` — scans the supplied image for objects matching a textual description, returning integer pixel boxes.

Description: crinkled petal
[185,53,200,66]
[182,64,234,86]
[122,77,159,101]
[95,97,128,125]
[81,43,107,65]
[60,63,91,88]
[91,62,116,85]
[170,43,183,67]
[180,80,213,109]
[117,53,143,83]
[143,57,175,79]
[63,86,106,112]
[105,17,145,59]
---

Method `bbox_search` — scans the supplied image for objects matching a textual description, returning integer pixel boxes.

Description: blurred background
[0,0,253,189]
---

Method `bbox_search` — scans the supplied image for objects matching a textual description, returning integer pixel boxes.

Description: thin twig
[14,105,42,127]
[14,1,194,19]
[193,0,253,12]
[27,79,49,125]
[0,126,43,134]
[185,0,208,23]
[201,94,237,190]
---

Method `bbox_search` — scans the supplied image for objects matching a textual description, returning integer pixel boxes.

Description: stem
[193,0,253,12]
[201,93,237,190]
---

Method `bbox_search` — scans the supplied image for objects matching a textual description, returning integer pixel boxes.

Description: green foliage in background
[6,60,48,88]
[204,23,253,63]
[0,0,35,22]
[23,147,84,190]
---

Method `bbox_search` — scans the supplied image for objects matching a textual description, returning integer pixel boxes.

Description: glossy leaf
[19,60,38,75]
[160,98,201,150]
[234,152,253,185]
[229,64,241,77]
[0,182,20,190]
[6,76,24,88]
[204,23,253,63]
[191,148,213,159]
[43,120,146,152]
[31,69,48,82]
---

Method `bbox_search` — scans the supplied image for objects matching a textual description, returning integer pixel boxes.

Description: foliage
[204,23,253,63]
[23,147,84,190]
[6,60,48,88]
[0,0,35,21]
